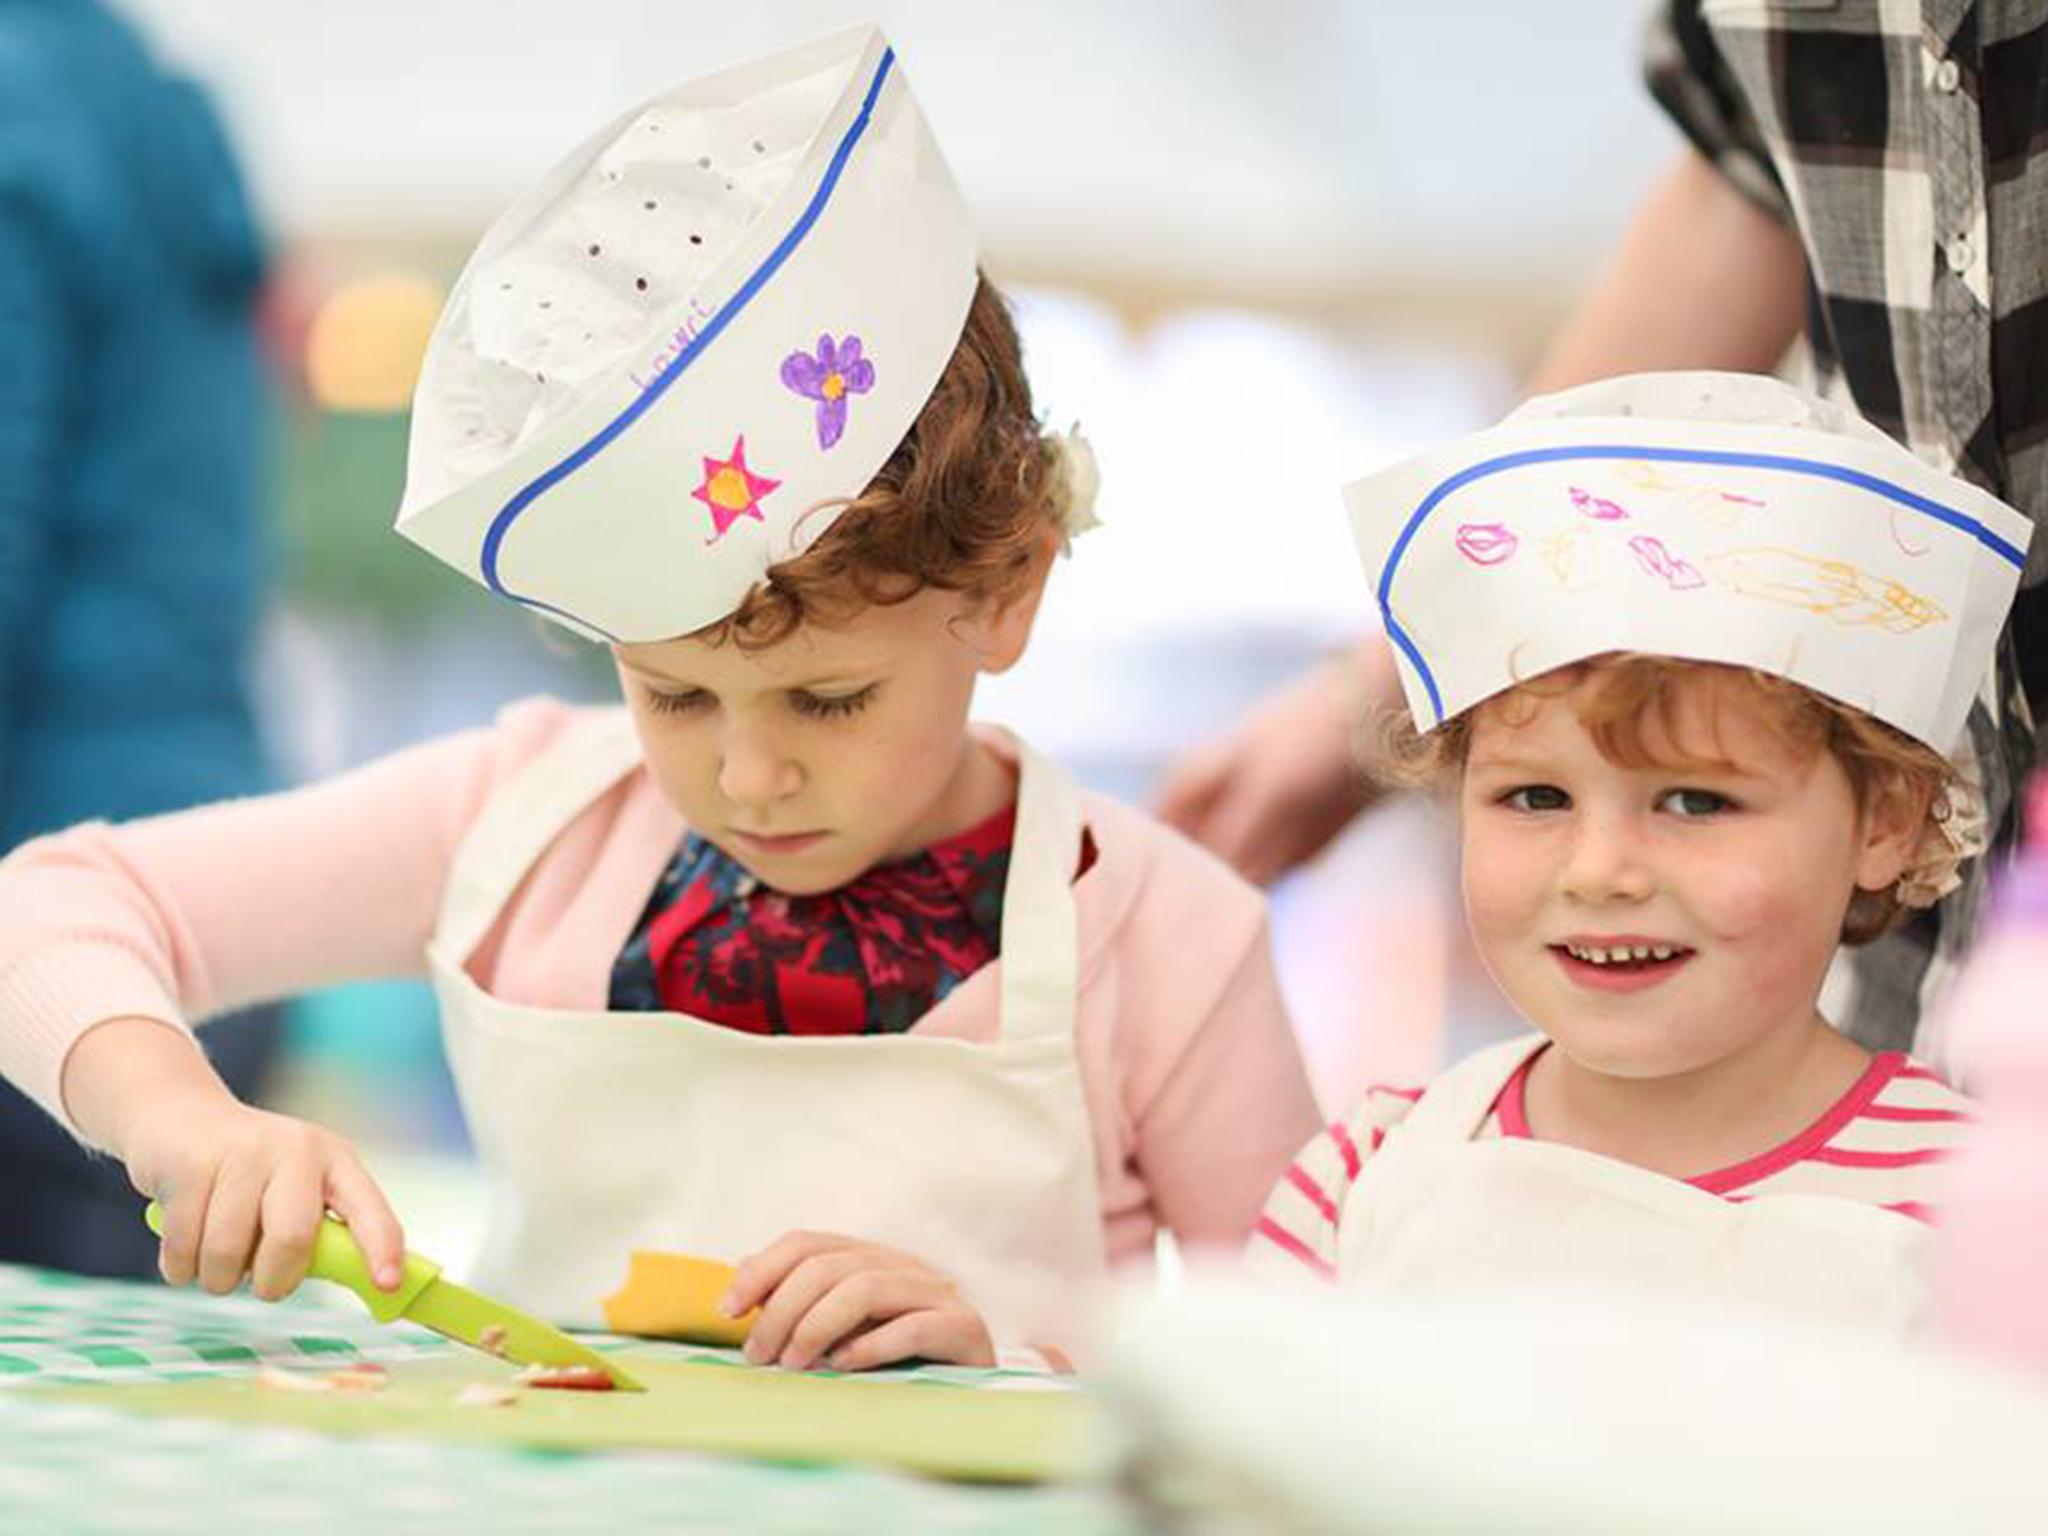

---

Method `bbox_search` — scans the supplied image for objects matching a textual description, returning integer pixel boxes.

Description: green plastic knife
[143,1203,643,1391]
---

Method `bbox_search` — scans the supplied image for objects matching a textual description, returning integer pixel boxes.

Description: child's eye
[789,685,877,720]
[1501,785,1570,813]
[1658,788,1732,818]
[644,687,713,717]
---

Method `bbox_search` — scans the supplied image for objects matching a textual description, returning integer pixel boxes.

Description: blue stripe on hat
[476,46,899,639]
[1377,444,2027,728]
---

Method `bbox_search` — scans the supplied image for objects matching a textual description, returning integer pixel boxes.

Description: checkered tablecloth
[0,1264,1138,1535]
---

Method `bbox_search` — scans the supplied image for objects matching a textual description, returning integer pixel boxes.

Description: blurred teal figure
[0,0,280,1276]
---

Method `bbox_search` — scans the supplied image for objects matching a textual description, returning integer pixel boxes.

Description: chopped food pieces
[477,1324,510,1357]
[255,1363,388,1394]
[256,1355,617,1403]
[256,1366,335,1394]
[460,1362,616,1403]
[517,1364,618,1392]
[454,1382,521,1409]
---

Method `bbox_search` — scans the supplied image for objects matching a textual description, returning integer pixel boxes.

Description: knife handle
[143,1202,441,1323]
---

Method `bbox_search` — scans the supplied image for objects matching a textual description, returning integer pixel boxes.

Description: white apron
[1338,1035,1932,1336]
[429,713,1107,1354]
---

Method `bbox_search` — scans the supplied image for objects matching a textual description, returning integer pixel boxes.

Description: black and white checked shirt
[1646,0,2046,1057]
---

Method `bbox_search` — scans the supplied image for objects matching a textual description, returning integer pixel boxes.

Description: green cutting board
[46,1354,1094,1485]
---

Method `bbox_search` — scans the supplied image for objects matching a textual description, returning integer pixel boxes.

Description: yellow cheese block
[602,1250,757,1346]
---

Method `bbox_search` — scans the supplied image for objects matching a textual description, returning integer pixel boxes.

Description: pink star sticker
[692,435,781,543]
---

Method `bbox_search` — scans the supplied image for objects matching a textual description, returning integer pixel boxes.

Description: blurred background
[104,0,1682,1262]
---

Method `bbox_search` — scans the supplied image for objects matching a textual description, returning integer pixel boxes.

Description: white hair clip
[1045,423,1101,545]
[1896,775,1989,909]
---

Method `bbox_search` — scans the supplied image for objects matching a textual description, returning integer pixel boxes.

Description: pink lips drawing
[1455,522,1520,566]
[1568,485,1631,521]
[1628,535,1705,590]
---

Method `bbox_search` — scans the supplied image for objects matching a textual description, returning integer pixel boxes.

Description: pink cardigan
[0,698,1319,1267]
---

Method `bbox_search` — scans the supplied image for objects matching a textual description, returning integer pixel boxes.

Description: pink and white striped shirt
[1254,1048,1972,1281]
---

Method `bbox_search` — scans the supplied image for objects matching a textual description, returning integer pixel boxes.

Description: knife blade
[144,1203,644,1391]
[402,1272,643,1389]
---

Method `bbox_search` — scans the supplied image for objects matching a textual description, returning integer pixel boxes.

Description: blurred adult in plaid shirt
[1161,0,2045,1064]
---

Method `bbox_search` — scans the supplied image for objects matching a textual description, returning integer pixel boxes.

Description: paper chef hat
[395,26,977,642]
[1346,372,2033,753]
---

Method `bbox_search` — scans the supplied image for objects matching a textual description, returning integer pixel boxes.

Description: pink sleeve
[1131,911,1322,1253]
[0,697,586,1138]
[1248,1088,1421,1282]
[1250,1127,1350,1280]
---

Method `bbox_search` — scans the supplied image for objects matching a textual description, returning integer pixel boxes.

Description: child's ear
[963,529,1060,677]
[1851,770,1935,893]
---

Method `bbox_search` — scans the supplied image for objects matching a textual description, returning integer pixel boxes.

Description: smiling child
[1256,371,2028,1333]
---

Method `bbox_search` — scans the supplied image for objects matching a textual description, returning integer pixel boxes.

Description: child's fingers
[153,1172,218,1288]
[826,1308,987,1373]
[195,1162,266,1295]
[779,1269,954,1372]
[726,1231,853,1317]
[740,1246,873,1366]
[250,1158,326,1302]
[323,1155,406,1290]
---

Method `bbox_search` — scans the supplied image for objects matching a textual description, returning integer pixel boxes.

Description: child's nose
[716,727,802,808]
[1559,813,1656,904]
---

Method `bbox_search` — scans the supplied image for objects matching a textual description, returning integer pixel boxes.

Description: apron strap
[1347,1033,1550,1226]
[991,735,1084,1049]
[1390,1033,1551,1146]
[433,709,648,966]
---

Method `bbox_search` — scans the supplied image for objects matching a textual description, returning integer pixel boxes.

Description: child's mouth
[1550,940,1694,992]
[729,829,828,856]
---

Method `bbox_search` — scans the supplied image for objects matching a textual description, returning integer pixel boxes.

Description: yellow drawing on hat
[1705,547,1947,633]
[1541,528,1601,592]
[692,435,781,544]
[1610,461,1768,528]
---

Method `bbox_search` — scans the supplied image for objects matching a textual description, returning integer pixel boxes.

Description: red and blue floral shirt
[608,806,1019,1035]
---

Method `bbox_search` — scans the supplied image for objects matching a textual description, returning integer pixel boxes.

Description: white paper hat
[1346,371,2033,753]
[394,26,977,642]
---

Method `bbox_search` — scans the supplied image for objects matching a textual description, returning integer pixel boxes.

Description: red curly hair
[695,274,1063,650]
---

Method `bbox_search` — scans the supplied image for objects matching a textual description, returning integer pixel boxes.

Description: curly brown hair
[1379,653,1962,946]
[694,273,1064,650]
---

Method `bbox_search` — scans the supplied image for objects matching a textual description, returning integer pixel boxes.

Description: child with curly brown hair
[1256,371,2028,1335]
[0,28,1316,1374]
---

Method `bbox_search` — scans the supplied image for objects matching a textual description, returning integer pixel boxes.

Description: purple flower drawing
[780,333,875,450]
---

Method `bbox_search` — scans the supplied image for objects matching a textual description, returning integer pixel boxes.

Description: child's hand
[128,1090,406,1302]
[64,1017,406,1303]
[724,1231,995,1372]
